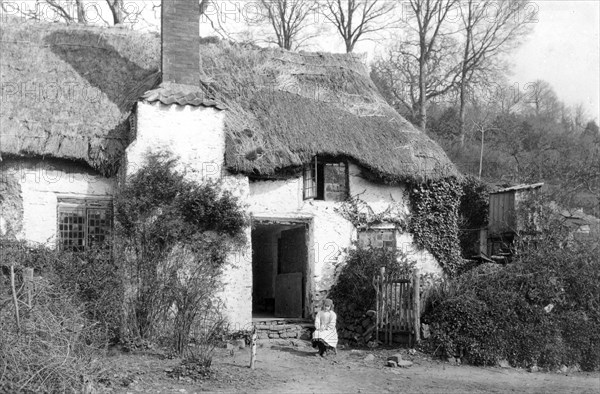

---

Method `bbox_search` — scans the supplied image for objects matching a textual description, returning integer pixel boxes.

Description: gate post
[412,269,420,344]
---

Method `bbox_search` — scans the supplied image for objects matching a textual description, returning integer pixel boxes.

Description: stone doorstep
[256,324,303,332]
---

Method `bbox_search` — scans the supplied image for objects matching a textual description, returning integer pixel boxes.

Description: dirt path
[108,340,600,393]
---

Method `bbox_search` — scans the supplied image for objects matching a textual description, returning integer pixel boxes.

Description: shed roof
[491,183,544,194]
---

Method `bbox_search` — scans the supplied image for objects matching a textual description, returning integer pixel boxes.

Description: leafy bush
[115,153,248,357]
[329,244,415,321]
[423,196,600,370]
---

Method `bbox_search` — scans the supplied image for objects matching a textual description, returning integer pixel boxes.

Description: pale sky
[511,1,600,122]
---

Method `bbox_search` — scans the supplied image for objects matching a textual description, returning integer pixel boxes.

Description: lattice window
[358,229,397,251]
[303,157,348,201]
[57,198,112,250]
[303,157,317,200]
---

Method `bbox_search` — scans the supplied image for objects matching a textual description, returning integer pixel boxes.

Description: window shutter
[303,163,316,199]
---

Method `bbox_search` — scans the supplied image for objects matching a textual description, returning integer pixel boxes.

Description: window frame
[57,196,113,251]
[303,157,349,201]
[358,228,397,251]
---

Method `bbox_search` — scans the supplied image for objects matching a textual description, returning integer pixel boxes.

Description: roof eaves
[142,85,226,109]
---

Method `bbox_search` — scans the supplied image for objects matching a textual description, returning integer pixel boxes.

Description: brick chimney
[161,0,200,86]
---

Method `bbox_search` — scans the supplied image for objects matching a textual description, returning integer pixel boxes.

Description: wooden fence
[373,267,420,346]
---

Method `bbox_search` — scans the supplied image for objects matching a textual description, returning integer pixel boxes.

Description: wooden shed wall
[489,191,516,236]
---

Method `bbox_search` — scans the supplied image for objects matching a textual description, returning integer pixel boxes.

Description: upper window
[57,197,112,251]
[303,157,349,201]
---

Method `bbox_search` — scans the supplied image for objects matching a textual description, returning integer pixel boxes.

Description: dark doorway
[252,222,309,318]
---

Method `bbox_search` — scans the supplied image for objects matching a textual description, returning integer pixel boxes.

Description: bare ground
[102,340,600,394]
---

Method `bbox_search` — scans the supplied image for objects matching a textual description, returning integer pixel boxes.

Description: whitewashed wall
[248,163,443,304]
[0,158,114,245]
[128,102,226,181]
[129,101,252,328]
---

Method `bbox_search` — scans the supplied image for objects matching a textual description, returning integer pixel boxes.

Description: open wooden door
[274,227,306,317]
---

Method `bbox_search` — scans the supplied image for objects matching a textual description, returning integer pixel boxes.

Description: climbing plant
[458,175,490,259]
[335,193,408,230]
[408,177,464,276]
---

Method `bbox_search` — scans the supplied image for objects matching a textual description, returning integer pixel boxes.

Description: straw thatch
[196,42,457,181]
[1,20,457,181]
[0,19,160,175]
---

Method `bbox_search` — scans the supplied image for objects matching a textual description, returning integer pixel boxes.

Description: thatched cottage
[0,3,457,328]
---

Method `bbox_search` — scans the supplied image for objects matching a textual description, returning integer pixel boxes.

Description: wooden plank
[413,270,420,343]
[249,325,257,369]
[375,270,380,343]
[24,267,33,308]
[274,273,303,318]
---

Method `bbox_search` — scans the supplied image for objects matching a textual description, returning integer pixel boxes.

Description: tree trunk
[345,39,354,53]
[418,43,427,130]
[75,0,86,24]
[458,75,467,146]
[458,5,473,147]
[109,0,124,25]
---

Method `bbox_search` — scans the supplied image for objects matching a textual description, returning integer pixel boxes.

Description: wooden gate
[373,267,420,346]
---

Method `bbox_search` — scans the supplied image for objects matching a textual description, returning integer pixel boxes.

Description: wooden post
[10,265,20,332]
[412,269,420,344]
[374,270,380,343]
[24,267,34,308]
[249,325,257,369]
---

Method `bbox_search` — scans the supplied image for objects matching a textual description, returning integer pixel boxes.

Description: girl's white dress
[313,310,338,348]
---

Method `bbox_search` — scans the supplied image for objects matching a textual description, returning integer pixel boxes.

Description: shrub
[0,264,106,392]
[115,153,248,357]
[1,239,122,342]
[423,196,600,370]
[329,244,415,321]
[52,247,123,342]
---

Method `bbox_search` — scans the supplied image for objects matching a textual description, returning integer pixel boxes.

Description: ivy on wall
[459,175,490,259]
[335,193,408,230]
[408,178,464,276]
[335,179,466,276]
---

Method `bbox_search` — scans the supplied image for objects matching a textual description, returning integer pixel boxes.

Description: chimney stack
[161,0,200,86]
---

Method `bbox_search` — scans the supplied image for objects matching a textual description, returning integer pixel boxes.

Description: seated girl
[312,299,338,357]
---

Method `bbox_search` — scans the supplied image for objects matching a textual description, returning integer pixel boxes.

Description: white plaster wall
[248,163,443,302]
[127,102,226,181]
[1,159,114,246]
[130,102,251,329]
[221,175,252,330]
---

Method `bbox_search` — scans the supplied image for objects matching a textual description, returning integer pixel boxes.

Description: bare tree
[320,0,398,53]
[401,0,460,130]
[252,0,319,50]
[524,80,560,120]
[455,0,532,145]
[8,0,147,26]
[371,34,460,123]
[572,103,589,133]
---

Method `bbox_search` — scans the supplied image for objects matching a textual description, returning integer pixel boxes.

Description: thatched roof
[0,19,160,175]
[1,20,457,181]
[191,41,457,181]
